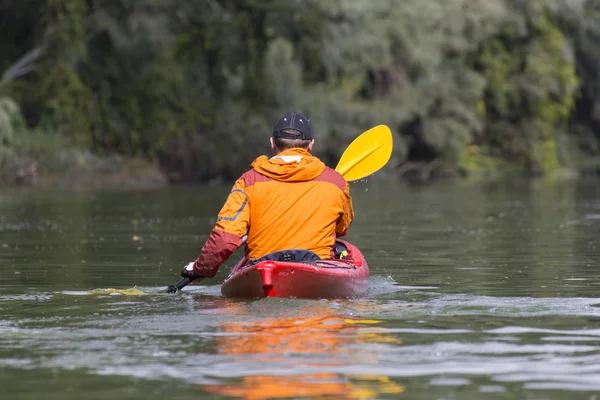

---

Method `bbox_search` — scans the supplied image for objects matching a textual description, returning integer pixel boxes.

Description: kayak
[221,240,369,299]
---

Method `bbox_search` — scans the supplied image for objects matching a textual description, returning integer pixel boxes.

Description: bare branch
[1,46,46,84]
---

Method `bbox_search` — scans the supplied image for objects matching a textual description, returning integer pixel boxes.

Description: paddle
[335,125,393,182]
[166,125,393,294]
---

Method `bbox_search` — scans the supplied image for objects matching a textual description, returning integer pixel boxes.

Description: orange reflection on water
[216,315,379,357]
[202,303,404,399]
[203,373,404,400]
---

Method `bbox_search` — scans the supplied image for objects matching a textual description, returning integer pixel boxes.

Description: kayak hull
[221,240,369,299]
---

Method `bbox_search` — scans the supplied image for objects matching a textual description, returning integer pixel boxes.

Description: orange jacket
[191,148,354,277]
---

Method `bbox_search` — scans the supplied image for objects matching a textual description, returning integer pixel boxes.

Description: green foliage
[0,97,21,147]
[472,0,579,175]
[0,0,599,183]
[458,144,505,179]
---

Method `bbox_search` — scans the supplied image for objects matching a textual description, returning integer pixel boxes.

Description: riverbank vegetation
[1,0,600,187]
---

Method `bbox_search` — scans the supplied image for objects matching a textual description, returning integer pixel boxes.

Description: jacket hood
[251,148,326,182]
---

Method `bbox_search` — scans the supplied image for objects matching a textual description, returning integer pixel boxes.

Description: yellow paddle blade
[335,125,393,182]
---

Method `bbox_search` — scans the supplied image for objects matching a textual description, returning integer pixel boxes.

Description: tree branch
[1,46,46,84]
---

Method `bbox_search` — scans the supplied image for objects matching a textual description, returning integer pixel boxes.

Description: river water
[1,178,600,399]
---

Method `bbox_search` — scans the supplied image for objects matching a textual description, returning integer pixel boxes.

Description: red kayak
[221,240,369,299]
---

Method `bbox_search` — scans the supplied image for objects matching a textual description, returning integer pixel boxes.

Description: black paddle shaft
[166,277,193,294]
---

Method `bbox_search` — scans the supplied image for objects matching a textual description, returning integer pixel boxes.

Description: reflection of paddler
[203,373,405,400]
[211,303,402,356]
[216,315,364,357]
[214,315,401,356]
[202,306,405,399]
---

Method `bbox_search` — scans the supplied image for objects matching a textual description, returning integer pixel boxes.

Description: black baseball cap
[272,112,314,140]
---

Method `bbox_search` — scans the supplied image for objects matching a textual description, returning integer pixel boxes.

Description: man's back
[242,151,352,259]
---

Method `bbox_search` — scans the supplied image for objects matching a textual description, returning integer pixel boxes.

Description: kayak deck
[221,241,369,299]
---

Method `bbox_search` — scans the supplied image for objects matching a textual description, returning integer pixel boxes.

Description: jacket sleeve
[335,182,354,237]
[192,178,250,278]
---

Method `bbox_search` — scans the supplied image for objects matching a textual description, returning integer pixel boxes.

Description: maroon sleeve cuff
[193,229,244,278]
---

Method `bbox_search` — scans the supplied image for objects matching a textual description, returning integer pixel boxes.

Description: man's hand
[180,261,204,280]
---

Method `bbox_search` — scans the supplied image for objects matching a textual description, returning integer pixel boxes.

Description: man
[181,112,354,280]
